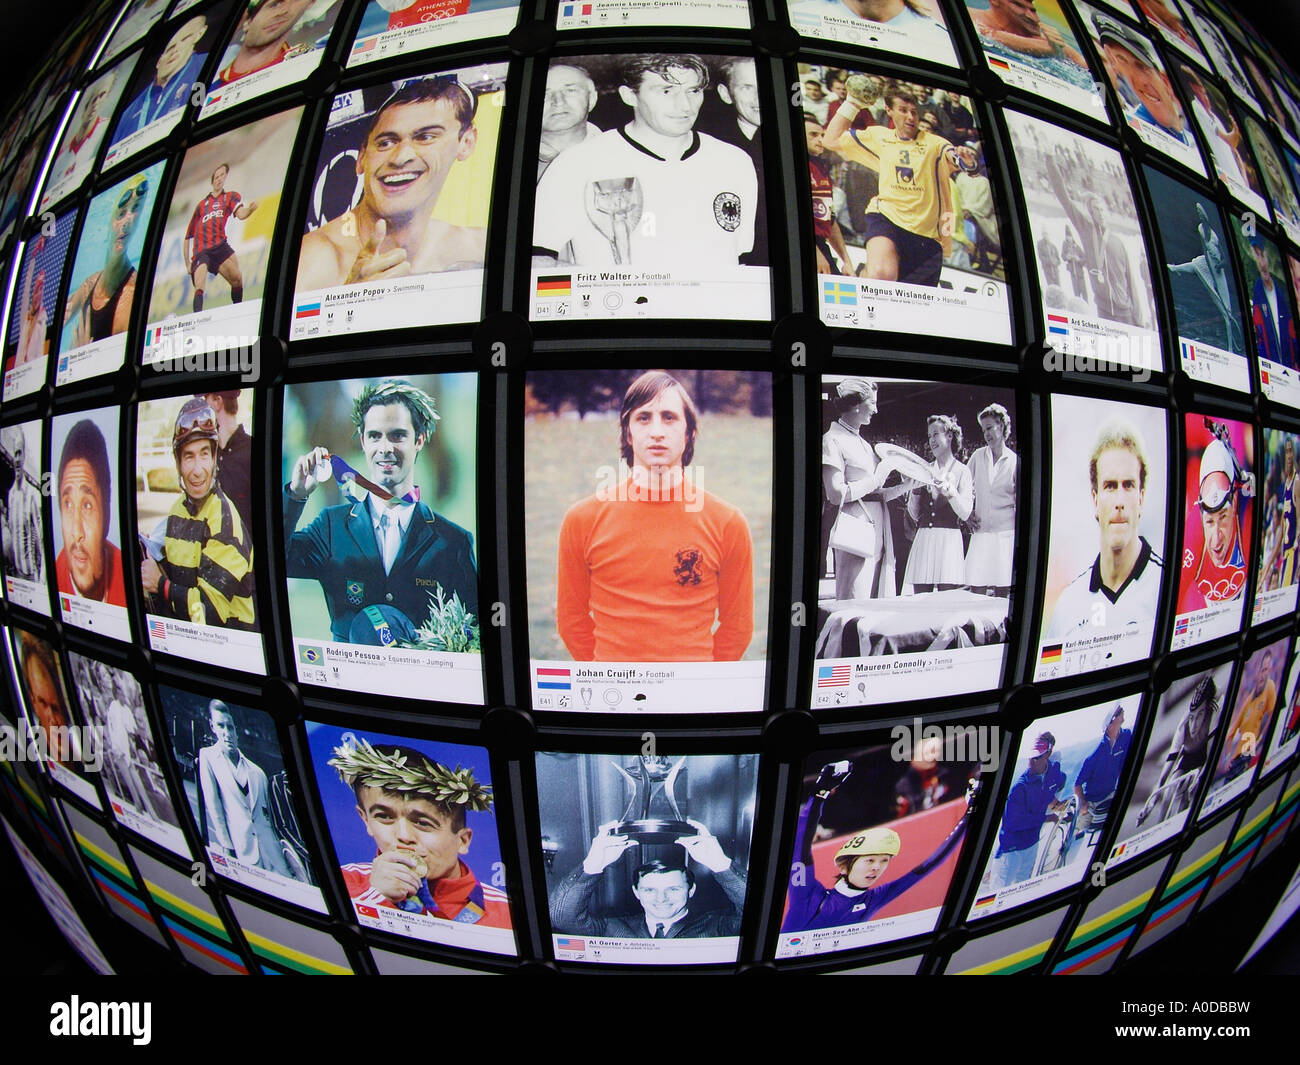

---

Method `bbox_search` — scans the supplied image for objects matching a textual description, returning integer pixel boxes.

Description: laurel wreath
[328,738,492,811]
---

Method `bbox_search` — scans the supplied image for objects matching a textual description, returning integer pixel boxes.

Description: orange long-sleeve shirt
[555,482,755,662]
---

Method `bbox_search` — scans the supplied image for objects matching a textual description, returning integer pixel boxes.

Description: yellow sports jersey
[834,126,955,246]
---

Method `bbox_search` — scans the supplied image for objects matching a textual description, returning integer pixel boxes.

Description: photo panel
[1171,412,1254,650]
[103,0,240,169]
[281,374,483,704]
[538,749,757,965]
[529,54,770,323]
[10,627,100,807]
[783,0,958,67]
[1005,112,1161,378]
[1135,0,1208,66]
[1182,2,1263,118]
[3,208,77,402]
[41,56,137,211]
[1036,394,1167,682]
[1,419,51,617]
[814,375,1018,707]
[1253,428,1300,623]
[290,65,506,342]
[0,125,55,247]
[305,721,514,952]
[66,652,188,856]
[57,160,167,387]
[1262,646,1300,775]
[160,684,327,911]
[1229,224,1300,409]
[557,0,749,31]
[804,65,1011,345]
[775,734,980,958]
[135,389,265,673]
[142,106,304,366]
[1199,637,1287,818]
[50,409,131,641]
[969,693,1143,919]
[198,0,348,121]
[1169,57,1269,218]
[1108,660,1232,866]
[963,0,1107,120]
[100,0,175,68]
[1143,166,1249,392]
[346,0,520,68]
[1242,118,1300,248]
[1078,2,1206,176]
[524,368,772,714]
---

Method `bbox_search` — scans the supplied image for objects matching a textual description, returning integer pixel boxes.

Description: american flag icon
[817,664,850,688]
[148,619,166,641]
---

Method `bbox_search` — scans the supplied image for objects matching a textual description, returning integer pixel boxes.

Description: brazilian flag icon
[298,645,324,665]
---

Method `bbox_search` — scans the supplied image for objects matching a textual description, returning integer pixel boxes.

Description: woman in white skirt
[965,403,1017,596]
[822,378,912,600]
[904,414,973,593]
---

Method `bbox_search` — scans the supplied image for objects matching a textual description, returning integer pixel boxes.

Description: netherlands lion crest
[674,549,704,585]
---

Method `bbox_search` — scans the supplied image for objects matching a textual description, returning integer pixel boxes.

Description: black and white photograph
[1005,112,1162,378]
[199,0,347,120]
[1182,3,1264,119]
[1035,394,1168,683]
[530,54,770,323]
[1078,2,1206,176]
[1200,638,1286,818]
[784,0,957,66]
[346,0,520,68]
[291,66,505,342]
[970,695,1142,919]
[102,2,241,170]
[160,684,327,911]
[815,375,1018,707]
[802,65,1011,345]
[1108,662,1232,867]
[1169,57,1269,218]
[538,750,758,965]
[66,653,188,856]
[557,0,749,32]
[1253,429,1300,624]
[1143,165,1249,391]
[963,0,1107,120]
[1,420,51,616]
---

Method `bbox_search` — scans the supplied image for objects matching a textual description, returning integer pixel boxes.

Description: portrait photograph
[12,627,99,806]
[1036,394,1167,682]
[776,736,979,957]
[816,375,1018,705]
[538,749,757,965]
[1172,412,1254,649]
[1253,428,1300,623]
[282,374,482,704]
[1241,113,1300,245]
[51,409,131,641]
[1227,222,1299,405]
[1200,638,1286,818]
[57,160,167,387]
[1136,0,1208,65]
[306,720,513,952]
[161,684,326,911]
[41,57,135,211]
[1,419,50,616]
[1262,644,1300,775]
[291,64,506,340]
[135,390,264,672]
[524,368,771,713]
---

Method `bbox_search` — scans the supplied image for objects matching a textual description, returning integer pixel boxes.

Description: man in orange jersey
[555,371,755,662]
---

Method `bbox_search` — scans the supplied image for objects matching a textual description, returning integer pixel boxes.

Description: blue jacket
[116,52,206,136]
[998,761,1066,854]
[1074,729,1133,803]
[781,793,968,933]
[283,488,478,642]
